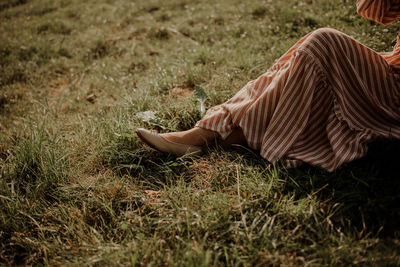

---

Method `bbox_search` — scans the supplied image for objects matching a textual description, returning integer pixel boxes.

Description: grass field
[1,0,400,265]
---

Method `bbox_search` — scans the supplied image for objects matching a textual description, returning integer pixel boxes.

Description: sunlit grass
[1,0,400,265]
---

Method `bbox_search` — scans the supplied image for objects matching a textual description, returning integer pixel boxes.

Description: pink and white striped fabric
[195,0,400,171]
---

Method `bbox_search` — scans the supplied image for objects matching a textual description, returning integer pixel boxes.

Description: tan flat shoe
[136,128,203,156]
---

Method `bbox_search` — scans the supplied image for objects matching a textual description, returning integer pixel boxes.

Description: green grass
[1,0,400,265]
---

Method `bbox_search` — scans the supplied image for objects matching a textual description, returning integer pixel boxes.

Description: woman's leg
[160,127,219,146]
[161,126,246,148]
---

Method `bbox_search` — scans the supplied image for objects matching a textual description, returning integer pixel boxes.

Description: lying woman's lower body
[136,28,400,172]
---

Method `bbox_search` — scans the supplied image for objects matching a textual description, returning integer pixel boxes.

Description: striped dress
[195,0,400,172]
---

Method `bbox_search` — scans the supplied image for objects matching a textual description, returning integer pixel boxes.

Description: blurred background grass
[1,0,399,265]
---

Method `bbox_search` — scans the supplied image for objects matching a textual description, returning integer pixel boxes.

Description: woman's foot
[136,128,204,156]
[136,126,246,156]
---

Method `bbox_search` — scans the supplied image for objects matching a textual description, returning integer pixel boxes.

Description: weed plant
[1,0,400,265]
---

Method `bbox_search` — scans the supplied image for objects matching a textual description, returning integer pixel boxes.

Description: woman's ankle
[218,127,246,148]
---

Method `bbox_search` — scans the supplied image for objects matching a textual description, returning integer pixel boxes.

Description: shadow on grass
[105,139,195,188]
[285,138,400,237]
[109,135,400,237]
